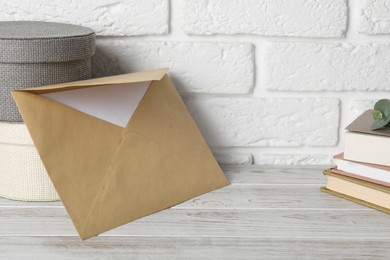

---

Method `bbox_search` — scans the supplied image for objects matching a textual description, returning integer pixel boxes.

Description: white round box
[0,122,59,201]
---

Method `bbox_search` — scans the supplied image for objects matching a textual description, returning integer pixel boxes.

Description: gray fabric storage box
[0,21,94,202]
[0,21,95,122]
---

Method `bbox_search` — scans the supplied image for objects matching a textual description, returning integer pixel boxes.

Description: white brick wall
[349,99,377,123]
[257,154,333,166]
[0,0,387,165]
[0,0,169,35]
[93,40,254,94]
[265,42,390,91]
[185,98,339,147]
[181,0,347,37]
[359,0,390,34]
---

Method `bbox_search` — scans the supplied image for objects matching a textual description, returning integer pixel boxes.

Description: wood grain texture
[0,208,388,238]
[0,167,329,208]
[221,166,327,184]
[0,185,366,209]
[0,236,389,260]
[1,166,389,259]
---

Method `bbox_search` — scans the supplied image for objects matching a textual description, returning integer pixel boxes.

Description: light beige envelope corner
[12,68,230,240]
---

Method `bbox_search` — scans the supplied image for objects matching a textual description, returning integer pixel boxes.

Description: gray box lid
[0,21,95,63]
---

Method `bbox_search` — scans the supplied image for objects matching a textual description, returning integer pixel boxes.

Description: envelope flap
[15,68,168,94]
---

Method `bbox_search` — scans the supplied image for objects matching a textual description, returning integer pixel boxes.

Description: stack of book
[322,110,390,214]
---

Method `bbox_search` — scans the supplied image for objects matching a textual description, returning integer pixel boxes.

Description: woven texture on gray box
[0,59,91,122]
[0,21,95,63]
[0,21,95,122]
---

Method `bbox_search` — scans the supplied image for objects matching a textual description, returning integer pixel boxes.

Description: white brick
[265,42,390,91]
[359,0,390,34]
[181,0,347,37]
[0,0,168,36]
[185,98,339,147]
[257,154,333,165]
[349,99,377,124]
[213,153,253,165]
[93,40,254,94]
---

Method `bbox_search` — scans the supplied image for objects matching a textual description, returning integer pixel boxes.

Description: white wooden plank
[0,185,364,209]
[175,185,365,209]
[0,167,329,208]
[0,236,389,260]
[222,166,327,184]
[1,166,388,259]
[0,208,388,238]
[0,199,61,207]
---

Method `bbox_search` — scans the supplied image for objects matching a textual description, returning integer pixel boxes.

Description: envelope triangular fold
[12,69,229,240]
[41,81,151,127]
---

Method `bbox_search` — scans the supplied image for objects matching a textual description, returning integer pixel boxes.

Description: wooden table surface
[1,166,389,259]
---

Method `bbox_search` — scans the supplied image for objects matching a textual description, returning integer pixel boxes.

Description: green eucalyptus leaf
[371,99,390,130]
[372,117,389,130]
[372,109,383,120]
[374,99,390,115]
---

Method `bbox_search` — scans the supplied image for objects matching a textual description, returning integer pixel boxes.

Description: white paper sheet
[41,81,151,128]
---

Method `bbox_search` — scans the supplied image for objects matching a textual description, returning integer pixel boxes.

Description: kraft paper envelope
[12,68,229,240]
